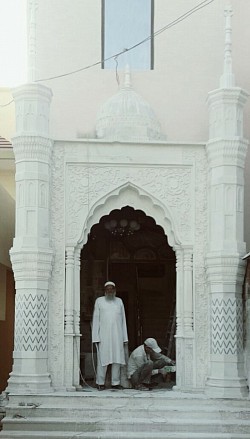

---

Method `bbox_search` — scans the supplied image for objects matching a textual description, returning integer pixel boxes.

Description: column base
[205,376,248,398]
[6,372,53,394]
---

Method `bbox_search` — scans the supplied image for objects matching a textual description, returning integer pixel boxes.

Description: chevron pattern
[211,297,243,355]
[14,292,48,352]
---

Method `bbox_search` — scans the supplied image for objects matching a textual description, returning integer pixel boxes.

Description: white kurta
[92,296,128,366]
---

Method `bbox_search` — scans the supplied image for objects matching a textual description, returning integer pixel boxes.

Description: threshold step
[1,431,250,439]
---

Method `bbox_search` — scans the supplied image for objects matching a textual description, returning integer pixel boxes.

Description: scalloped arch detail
[78,182,180,248]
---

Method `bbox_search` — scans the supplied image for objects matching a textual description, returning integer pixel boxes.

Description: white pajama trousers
[96,361,121,386]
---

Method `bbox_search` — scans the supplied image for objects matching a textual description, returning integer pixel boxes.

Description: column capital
[66,247,75,264]
[206,138,248,169]
[12,135,53,164]
[12,83,53,138]
[206,253,245,286]
[10,248,53,285]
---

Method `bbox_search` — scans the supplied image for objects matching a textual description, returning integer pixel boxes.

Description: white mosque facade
[1,4,250,431]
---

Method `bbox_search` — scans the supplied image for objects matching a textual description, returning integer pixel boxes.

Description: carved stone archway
[80,182,181,249]
[64,183,194,391]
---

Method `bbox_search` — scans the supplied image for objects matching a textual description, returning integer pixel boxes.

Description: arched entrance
[79,206,176,381]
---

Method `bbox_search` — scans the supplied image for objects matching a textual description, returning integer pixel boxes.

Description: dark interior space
[80,206,176,379]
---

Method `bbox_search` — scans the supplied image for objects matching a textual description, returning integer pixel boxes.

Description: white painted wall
[34,1,250,139]
[0,172,15,199]
[0,88,15,141]
[33,0,250,248]
[0,88,15,279]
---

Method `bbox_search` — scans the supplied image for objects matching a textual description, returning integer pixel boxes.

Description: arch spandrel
[77,182,181,249]
[65,163,193,248]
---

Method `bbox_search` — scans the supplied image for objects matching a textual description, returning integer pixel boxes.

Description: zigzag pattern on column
[211,297,243,355]
[15,292,48,352]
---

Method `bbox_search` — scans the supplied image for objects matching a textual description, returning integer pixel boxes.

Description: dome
[95,69,166,142]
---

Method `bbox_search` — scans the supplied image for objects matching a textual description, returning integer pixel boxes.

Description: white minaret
[7,1,54,393]
[27,0,38,83]
[205,5,249,398]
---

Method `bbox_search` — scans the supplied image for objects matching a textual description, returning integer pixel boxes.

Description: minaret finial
[124,64,132,89]
[220,4,235,88]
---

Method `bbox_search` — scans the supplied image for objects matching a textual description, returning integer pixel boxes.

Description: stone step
[4,404,250,421]
[0,431,250,439]
[1,392,250,439]
[2,417,250,434]
[7,391,250,408]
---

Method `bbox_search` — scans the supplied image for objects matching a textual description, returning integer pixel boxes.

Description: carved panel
[211,297,243,355]
[184,147,208,388]
[66,165,193,244]
[39,182,48,208]
[237,186,243,212]
[49,145,65,387]
[15,292,47,352]
[184,339,194,387]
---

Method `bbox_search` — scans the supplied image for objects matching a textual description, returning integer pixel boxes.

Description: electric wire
[0,99,14,108]
[114,55,120,87]
[74,336,95,391]
[0,1,215,108]
[35,0,215,83]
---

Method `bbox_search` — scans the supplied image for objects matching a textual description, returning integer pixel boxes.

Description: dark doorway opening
[80,206,176,379]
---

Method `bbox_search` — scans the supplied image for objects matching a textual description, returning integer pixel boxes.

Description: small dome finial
[124,64,132,89]
[220,4,235,88]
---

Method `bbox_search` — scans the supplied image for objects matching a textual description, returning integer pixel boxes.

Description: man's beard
[105,293,116,300]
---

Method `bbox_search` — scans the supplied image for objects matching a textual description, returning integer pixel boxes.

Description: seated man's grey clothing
[127,344,172,387]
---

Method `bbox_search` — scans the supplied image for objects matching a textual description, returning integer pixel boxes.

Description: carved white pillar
[64,247,75,390]
[174,247,184,389]
[205,7,249,398]
[183,247,194,389]
[183,247,193,335]
[174,246,194,391]
[8,83,53,393]
[175,247,184,337]
[73,247,81,388]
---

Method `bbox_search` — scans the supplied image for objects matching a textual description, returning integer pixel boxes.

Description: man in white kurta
[92,281,128,390]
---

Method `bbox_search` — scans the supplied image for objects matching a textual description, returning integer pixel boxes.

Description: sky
[0,0,27,87]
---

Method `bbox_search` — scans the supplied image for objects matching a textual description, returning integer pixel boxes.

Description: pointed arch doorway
[80,206,176,380]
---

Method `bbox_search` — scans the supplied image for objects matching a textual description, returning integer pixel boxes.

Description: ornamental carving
[15,292,48,352]
[50,142,208,391]
[184,147,208,388]
[65,165,193,244]
[49,145,66,387]
[211,297,243,355]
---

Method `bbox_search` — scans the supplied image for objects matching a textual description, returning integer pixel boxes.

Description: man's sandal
[97,385,105,391]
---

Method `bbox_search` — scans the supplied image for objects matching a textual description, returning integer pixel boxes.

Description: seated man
[127,337,175,391]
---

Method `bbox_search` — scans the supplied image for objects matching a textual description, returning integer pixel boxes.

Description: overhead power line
[36,0,215,82]
[0,99,14,108]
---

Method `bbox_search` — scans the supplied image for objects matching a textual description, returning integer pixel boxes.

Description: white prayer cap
[104,281,116,288]
[144,338,161,353]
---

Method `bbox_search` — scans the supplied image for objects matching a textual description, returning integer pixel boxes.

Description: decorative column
[174,245,194,391]
[7,83,53,393]
[174,247,184,390]
[183,247,193,335]
[64,247,75,390]
[73,247,81,388]
[205,6,249,398]
[244,257,250,391]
